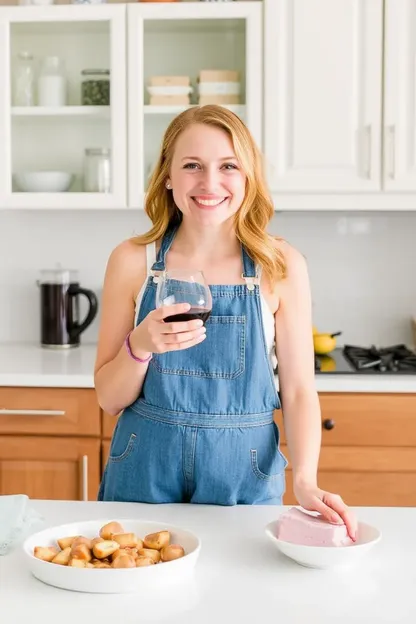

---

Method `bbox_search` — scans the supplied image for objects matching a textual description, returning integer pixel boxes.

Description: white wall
[0,208,415,348]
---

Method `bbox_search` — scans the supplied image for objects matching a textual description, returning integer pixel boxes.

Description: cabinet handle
[0,409,65,416]
[363,125,372,179]
[322,419,335,431]
[80,454,88,502]
[387,125,396,179]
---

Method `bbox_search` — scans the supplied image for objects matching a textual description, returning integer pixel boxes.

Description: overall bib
[98,226,288,505]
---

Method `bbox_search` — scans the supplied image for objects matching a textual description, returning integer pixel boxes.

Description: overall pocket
[152,315,246,379]
[108,433,137,463]
[250,423,288,481]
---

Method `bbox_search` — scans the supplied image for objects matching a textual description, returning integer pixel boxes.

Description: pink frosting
[276,507,352,547]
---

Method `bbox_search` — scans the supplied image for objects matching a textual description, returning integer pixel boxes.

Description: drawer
[280,444,416,472]
[274,393,416,447]
[0,387,100,436]
[283,470,416,507]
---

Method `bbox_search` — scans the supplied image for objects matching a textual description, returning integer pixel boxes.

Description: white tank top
[134,242,276,368]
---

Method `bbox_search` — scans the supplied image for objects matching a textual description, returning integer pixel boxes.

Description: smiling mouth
[191,197,229,208]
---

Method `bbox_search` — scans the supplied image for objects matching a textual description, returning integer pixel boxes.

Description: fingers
[163,327,206,345]
[322,493,358,541]
[161,319,204,334]
[165,333,206,351]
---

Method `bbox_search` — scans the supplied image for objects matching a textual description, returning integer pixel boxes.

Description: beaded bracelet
[125,330,152,364]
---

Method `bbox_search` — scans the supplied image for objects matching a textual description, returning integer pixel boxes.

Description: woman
[95,105,356,539]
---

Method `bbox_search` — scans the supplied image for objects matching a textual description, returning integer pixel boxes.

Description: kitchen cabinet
[275,393,416,507]
[0,387,101,500]
[384,0,416,191]
[127,2,262,208]
[264,0,383,194]
[0,2,262,210]
[263,0,416,210]
[0,5,127,209]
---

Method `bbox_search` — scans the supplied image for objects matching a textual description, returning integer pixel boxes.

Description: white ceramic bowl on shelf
[14,171,73,193]
[23,519,201,593]
[265,519,381,569]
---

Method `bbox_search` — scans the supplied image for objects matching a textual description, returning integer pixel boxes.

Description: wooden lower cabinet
[0,436,100,501]
[275,392,416,507]
[0,387,101,501]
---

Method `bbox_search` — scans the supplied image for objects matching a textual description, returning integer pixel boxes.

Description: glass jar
[13,51,35,106]
[81,69,110,105]
[38,56,67,107]
[83,148,111,193]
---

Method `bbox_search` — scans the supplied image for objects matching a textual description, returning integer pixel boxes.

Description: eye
[183,163,200,170]
[222,163,238,170]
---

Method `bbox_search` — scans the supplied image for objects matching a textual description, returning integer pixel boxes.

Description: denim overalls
[98,226,288,505]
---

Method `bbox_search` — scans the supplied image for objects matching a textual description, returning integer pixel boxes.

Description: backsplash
[0,209,415,347]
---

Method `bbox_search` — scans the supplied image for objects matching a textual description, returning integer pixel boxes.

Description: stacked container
[147,76,193,106]
[197,70,240,106]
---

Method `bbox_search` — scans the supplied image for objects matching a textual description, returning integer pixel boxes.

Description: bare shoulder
[104,238,148,302]
[270,236,309,281]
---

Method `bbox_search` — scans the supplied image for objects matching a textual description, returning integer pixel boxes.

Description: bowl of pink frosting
[265,507,381,569]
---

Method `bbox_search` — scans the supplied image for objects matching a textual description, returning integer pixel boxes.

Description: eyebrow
[181,156,238,162]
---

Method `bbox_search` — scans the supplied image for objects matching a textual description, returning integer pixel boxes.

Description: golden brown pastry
[160,544,185,562]
[112,554,136,568]
[99,522,124,540]
[57,536,77,550]
[71,536,93,550]
[137,548,161,563]
[135,556,155,567]
[71,543,92,562]
[93,540,119,559]
[112,533,139,549]
[68,558,87,568]
[51,547,72,566]
[34,546,59,562]
[143,531,170,551]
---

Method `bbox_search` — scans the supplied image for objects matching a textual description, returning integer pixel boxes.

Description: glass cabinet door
[127,1,262,209]
[0,5,127,210]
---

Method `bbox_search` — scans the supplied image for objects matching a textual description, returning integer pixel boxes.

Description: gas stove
[315,344,416,375]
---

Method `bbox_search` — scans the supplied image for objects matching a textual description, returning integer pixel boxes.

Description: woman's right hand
[129,303,206,359]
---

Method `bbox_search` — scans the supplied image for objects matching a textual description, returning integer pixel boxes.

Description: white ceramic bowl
[265,520,381,569]
[14,171,73,192]
[23,519,201,593]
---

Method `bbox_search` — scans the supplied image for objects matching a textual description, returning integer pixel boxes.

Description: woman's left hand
[294,483,358,541]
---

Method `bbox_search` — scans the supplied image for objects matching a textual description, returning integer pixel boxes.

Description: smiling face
[167,123,247,226]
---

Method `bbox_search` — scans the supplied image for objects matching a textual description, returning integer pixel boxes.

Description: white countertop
[1,500,415,624]
[0,343,416,392]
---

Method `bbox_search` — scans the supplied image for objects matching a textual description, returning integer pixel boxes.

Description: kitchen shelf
[11,106,111,118]
[143,105,246,116]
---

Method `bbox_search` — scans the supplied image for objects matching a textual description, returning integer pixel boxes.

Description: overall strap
[150,226,178,274]
[241,246,259,291]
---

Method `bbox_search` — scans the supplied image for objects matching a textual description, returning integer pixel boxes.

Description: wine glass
[155,269,212,324]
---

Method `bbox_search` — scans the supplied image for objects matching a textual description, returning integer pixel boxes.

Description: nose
[198,166,221,193]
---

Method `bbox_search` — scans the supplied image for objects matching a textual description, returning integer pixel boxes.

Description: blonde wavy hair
[134,105,287,283]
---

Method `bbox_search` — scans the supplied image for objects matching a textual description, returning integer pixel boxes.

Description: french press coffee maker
[38,268,98,349]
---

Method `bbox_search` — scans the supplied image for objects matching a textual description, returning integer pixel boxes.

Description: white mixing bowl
[23,519,201,593]
[14,171,73,192]
[265,519,381,569]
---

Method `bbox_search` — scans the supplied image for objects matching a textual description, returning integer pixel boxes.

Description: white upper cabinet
[264,0,383,193]
[127,1,262,209]
[384,0,416,191]
[0,5,127,209]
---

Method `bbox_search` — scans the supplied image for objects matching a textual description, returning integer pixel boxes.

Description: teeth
[194,198,225,206]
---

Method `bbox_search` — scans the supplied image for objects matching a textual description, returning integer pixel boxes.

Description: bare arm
[94,240,207,416]
[274,243,321,489]
[274,241,357,539]
[94,241,150,416]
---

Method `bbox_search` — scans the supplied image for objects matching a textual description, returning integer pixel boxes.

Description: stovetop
[314,344,416,375]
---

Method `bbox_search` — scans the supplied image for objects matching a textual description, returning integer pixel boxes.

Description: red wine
[164,308,212,324]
